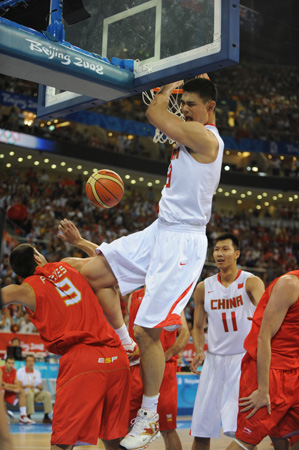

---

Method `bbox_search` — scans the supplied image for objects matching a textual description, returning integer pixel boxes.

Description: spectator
[0,308,13,331]
[18,312,37,334]
[0,356,33,424]
[6,336,23,361]
[17,354,52,423]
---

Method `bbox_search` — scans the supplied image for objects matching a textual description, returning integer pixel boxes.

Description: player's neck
[219,266,239,287]
[205,113,216,126]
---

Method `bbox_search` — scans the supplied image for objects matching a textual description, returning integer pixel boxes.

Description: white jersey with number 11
[204,270,256,355]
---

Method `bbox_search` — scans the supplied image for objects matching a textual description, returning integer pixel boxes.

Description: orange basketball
[86,169,124,208]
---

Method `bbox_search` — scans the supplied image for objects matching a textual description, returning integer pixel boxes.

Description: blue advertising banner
[66,110,155,138]
[1,90,298,157]
[0,128,56,152]
[177,373,199,415]
[0,90,38,112]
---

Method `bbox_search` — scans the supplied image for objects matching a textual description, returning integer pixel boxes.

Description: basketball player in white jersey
[190,233,265,450]
[79,75,224,450]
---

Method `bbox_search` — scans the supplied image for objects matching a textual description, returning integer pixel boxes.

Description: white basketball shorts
[191,352,245,438]
[98,219,207,328]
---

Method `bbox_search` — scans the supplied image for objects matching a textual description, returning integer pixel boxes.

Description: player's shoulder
[194,281,205,300]
[244,273,263,285]
[276,273,299,291]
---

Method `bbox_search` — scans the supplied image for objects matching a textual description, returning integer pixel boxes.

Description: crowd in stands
[0,168,298,332]
[0,63,299,158]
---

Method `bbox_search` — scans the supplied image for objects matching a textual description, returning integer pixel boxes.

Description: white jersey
[158,125,224,227]
[204,270,256,355]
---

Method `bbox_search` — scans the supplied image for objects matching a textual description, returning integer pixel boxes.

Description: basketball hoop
[142,86,184,144]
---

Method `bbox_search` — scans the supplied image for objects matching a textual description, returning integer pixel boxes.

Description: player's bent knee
[134,325,161,345]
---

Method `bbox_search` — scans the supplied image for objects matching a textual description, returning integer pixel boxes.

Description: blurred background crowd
[0,64,299,175]
[1,166,298,332]
[0,55,298,334]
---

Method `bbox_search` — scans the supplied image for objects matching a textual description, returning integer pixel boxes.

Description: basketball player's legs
[98,286,127,329]
[80,258,139,361]
[51,445,73,450]
[226,440,255,450]
[291,441,299,450]
[270,437,290,450]
[161,430,182,450]
[192,437,211,450]
[134,325,164,396]
[0,391,13,450]
[102,438,122,449]
[80,253,118,293]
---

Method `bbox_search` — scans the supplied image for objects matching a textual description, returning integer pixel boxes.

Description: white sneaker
[7,410,14,419]
[123,338,140,366]
[120,408,160,449]
[19,415,35,424]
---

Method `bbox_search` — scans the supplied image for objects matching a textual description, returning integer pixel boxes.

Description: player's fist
[190,352,205,374]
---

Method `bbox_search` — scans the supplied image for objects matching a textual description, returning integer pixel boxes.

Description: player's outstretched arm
[245,275,265,306]
[164,311,190,361]
[240,274,299,419]
[190,282,206,374]
[57,218,98,256]
[0,284,36,311]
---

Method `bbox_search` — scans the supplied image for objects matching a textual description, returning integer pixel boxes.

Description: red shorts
[236,353,299,446]
[129,360,178,431]
[51,344,130,445]
[4,391,16,405]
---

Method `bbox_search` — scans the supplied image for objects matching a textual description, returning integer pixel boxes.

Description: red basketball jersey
[244,270,299,369]
[1,366,17,404]
[128,288,178,362]
[24,262,121,354]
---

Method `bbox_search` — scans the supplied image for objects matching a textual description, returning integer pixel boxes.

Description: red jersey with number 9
[24,262,121,354]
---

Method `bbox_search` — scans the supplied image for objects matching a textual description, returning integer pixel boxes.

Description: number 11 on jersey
[222,311,238,332]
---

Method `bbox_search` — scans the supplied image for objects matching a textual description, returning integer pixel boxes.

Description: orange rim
[152,87,183,94]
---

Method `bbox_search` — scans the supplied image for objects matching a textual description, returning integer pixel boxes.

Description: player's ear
[207,101,216,112]
[33,253,42,265]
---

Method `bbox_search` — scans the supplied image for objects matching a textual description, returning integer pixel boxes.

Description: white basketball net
[142,89,184,144]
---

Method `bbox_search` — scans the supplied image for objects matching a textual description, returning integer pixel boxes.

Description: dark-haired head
[9,244,38,279]
[214,233,240,251]
[183,78,217,103]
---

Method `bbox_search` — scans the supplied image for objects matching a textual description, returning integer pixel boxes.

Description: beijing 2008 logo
[0,129,22,144]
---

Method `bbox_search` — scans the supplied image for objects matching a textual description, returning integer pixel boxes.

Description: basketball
[86,169,124,208]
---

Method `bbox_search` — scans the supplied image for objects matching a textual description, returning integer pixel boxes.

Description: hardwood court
[10,426,273,449]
